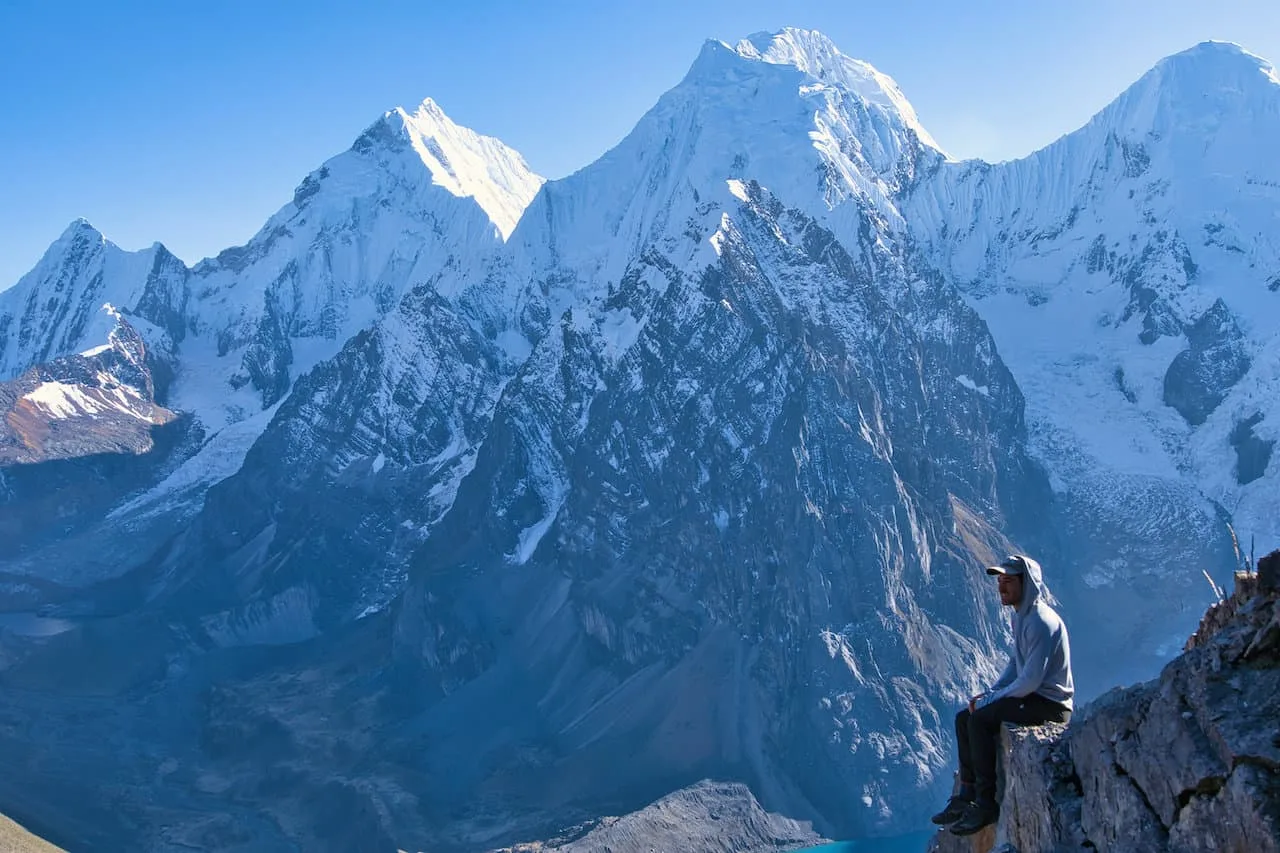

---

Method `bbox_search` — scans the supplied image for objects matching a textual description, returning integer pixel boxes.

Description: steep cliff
[930,549,1280,853]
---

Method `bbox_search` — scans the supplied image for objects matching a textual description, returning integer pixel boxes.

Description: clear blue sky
[2,0,1278,289]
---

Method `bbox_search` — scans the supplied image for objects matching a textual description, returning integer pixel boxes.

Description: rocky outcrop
[0,310,175,465]
[492,781,822,853]
[930,554,1280,853]
[1162,299,1252,427]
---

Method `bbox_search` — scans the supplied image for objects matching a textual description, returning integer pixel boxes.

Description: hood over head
[987,553,1054,611]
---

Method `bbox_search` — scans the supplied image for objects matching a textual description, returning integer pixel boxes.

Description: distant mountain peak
[730,27,944,155]
[57,217,105,245]
[1147,38,1280,93]
[413,96,449,120]
[27,219,110,281]
[379,98,544,240]
[1162,39,1271,67]
[1095,38,1280,139]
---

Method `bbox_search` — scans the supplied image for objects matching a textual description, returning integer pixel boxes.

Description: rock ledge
[931,553,1280,853]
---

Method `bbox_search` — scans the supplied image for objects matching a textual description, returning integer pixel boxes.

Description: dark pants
[955,694,1071,805]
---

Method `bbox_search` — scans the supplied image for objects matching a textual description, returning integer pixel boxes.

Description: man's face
[997,573,1024,607]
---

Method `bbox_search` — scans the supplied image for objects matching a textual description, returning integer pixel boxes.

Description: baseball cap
[986,554,1030,576]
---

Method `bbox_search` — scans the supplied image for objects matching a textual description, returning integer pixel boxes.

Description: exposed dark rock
[128,244,190,344]
[1162,299,1252,425]
[0,314,176,466]
[1230,413,1273,485]
[234,272,296,408]
[493,781,822,853]
[1118,231,1197,346]
[1261,550,1280,594]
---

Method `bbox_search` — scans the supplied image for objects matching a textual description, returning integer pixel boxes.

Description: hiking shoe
[949,800,998,836]
[930,795,972,825]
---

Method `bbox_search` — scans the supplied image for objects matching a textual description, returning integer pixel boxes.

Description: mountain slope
[135,29,1055,845]
[907,40,1279,688]
[0,27,1270,852]
[0,221,189,382]
[909,41,1279,541]
[0,100,544,590]
[0,307,174,465]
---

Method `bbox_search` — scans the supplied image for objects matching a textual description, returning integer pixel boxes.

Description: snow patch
[23,382,105,418]
[496,328,532,361]
[110,403,282,521]
[599,307,644,360]
[955,375,990,397]
[22,378,158,422]
[511,498,565,565]
[713,509,729,532]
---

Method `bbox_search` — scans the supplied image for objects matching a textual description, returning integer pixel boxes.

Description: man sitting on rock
[932,553,1075,836]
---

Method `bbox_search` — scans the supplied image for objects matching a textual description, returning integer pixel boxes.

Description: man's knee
[968,699,1004,731]
[955,707,972,738]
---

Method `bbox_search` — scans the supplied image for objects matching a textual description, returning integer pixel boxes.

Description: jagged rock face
[175,284,508,641]
[1161,299,1251,426]
[1067,583,1280,852]
[0,312,175,465]
[1229,413,1274,485]
[0,223,189,382]
[379,174,1050,841]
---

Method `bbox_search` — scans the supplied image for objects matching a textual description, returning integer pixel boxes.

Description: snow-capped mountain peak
[386,98,545,240]
[55,217,107,246]
[1097,39,1280,141]
[506,27,943,303]
[732,27,945,156]
[1156,39,1277,85]
[907,36,1280,562]
[0,220,188,380]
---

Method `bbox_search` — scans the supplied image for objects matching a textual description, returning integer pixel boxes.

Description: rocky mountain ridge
[0,305,174,465]
[0,27,1275,852]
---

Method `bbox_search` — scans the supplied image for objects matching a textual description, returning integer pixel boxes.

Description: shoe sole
[949,822,995,836]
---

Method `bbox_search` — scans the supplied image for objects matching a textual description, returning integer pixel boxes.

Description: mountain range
[0,28,1276,851]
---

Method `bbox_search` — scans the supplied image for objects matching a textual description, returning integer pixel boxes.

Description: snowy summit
[389,97,545,240]
[732,27,945,155]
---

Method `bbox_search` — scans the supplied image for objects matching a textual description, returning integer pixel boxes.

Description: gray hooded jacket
[977,556,1074,710]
